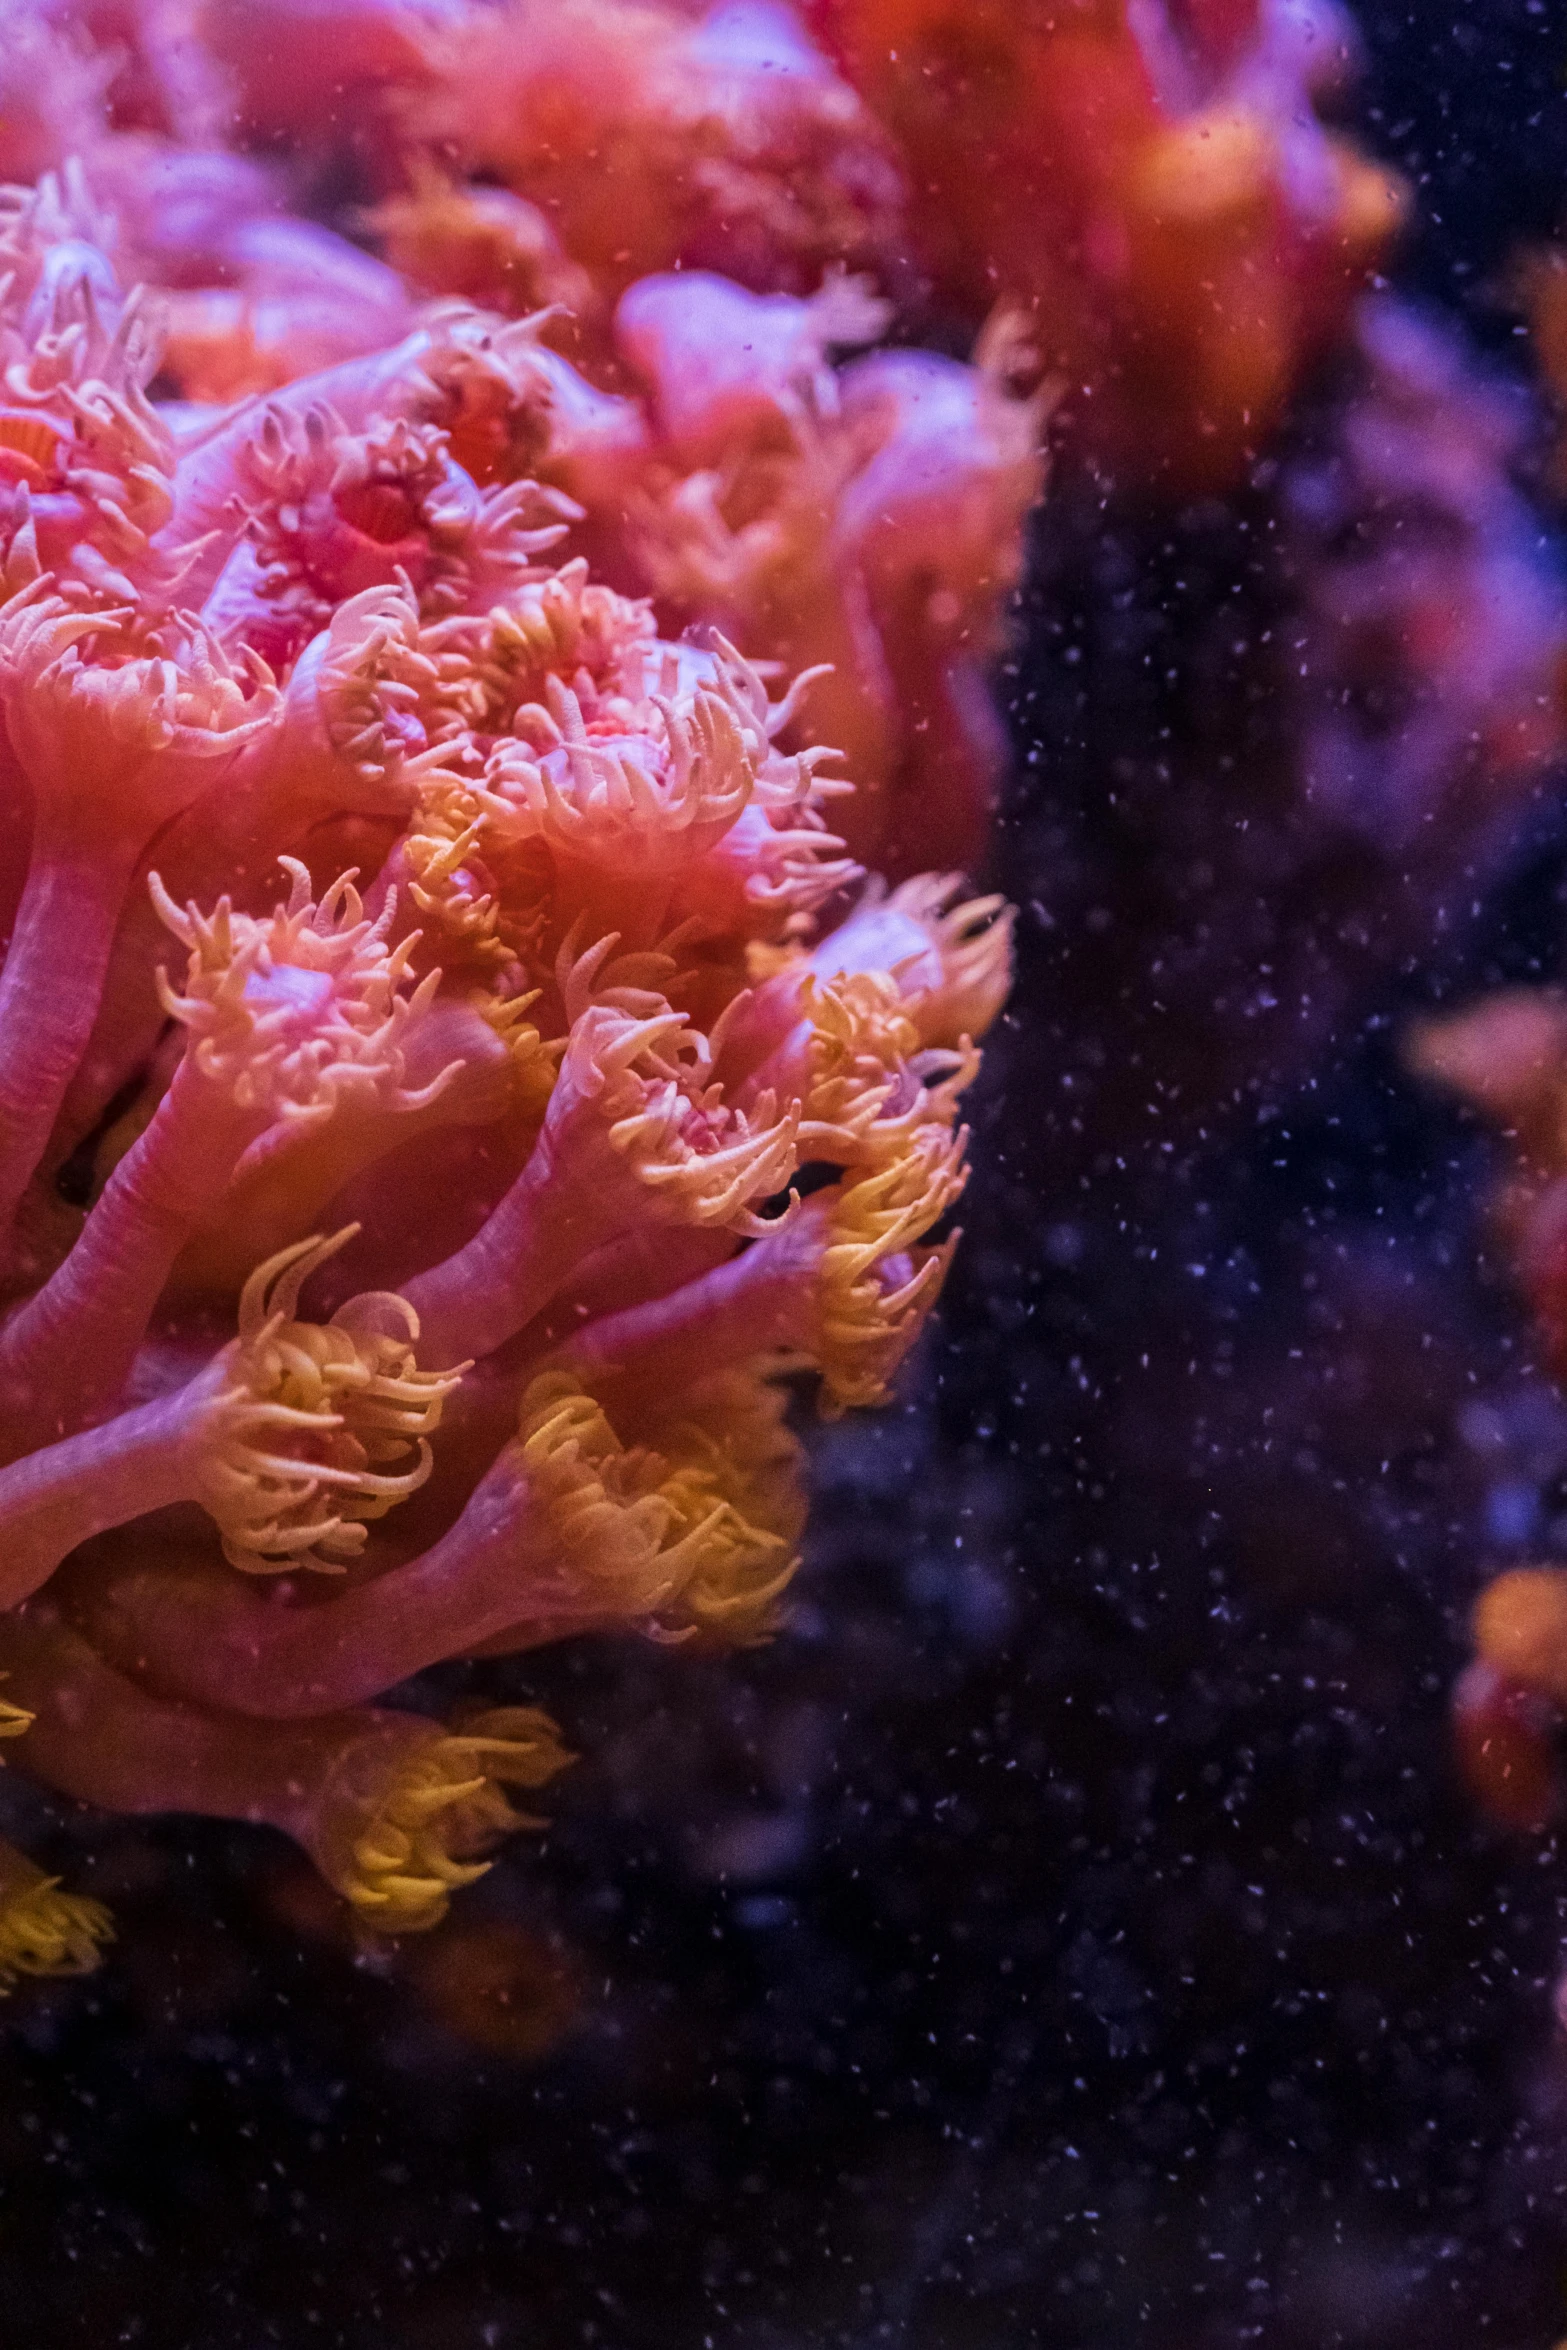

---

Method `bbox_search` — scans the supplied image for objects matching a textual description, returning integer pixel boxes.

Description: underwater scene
[0,2,1564,2343]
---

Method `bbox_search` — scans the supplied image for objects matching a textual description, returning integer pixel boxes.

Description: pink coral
[0,0,1402,917]
[0,0,1384,884]
[0,197,1006,1973]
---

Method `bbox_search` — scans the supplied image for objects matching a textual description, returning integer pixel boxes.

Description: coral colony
[0,0,1399,1991]
[0,165,1008,1986]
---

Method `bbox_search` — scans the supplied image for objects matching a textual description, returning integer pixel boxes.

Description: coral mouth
[0,409,65,487]
[333,477,426,547]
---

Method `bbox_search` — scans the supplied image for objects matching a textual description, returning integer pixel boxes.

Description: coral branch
[403,980,801,1368]
[0,591,275,1241]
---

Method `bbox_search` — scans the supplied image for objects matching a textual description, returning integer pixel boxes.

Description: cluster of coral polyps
[0,180,1011,1990]
[0,0,1394,904]
[0,151,1046,881]
[0,0,1396,497]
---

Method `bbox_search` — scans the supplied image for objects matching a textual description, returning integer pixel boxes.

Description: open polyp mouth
[0,410,67,489]
[333,474,426,547]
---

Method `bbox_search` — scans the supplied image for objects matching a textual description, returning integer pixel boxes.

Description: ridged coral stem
[0,839,136,1247]
[0,1070,264,1450]
[73,1444,579,1718]
[58,797,327,1160]
[0,1602,430,1858]
[402,1153,603,1369]
[558,1227,813,1403]
[0,1388,196,1611]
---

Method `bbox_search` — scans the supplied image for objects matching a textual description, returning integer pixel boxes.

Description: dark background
[6,5,1567,2343]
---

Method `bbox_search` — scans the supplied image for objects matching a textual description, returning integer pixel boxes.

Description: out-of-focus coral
[1190,288,1567,1805]
[1009,291,1567,1170]
[1404,253,1567,1788]
[1279,296,1567,878]
[0,2,419,390]
[0,0,1397,499]
[1411,994,1567,1349]
[395,0,911,306]
[0,191,1006,1983]
[604,274,1047,873]
[1454,1565,1567,1836]
[346,0,1399,488]
[1411,1000,1567,1831]
[808,0,1404,488]
[1412,979,1567,1828]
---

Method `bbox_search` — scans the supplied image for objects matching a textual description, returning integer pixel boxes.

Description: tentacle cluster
[0,1840,113,1993]
[0,587,275,813]
[193,1232,466,1572]
[332,1707,569,1934]
[153,859,453,1129]
[214,398,572,662]
[517,1369,795,1639]
[0,172,191,607]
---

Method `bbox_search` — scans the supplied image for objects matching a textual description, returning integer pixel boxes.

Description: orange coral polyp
[807,0,1401,488]
[0,407,65,484]
[0,187,1007,1969]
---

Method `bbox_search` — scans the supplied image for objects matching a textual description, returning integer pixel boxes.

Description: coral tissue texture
[0,173,1011,1986]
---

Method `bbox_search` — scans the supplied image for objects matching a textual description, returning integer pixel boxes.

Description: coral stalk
[0,841,134,1243]
[1,1603,566,1933]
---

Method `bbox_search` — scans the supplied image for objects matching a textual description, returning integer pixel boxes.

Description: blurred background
[7,3,1567,2343]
